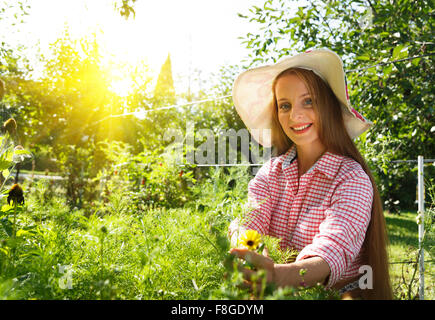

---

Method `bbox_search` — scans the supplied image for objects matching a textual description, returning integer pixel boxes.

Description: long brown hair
[272,68,393,300]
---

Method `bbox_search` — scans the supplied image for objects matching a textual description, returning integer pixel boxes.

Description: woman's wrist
[273,263,299,288]
[272,257,330,288]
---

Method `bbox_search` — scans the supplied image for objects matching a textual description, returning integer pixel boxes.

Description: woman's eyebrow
[277,93,310,102]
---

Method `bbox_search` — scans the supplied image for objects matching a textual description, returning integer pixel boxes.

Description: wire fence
[103,53,435,116]
[391,159,435,164]
[389,259,434,265]
[50,51,434,140]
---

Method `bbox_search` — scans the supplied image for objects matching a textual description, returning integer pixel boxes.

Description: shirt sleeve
[295,170,373,288]
[228,157,274,239]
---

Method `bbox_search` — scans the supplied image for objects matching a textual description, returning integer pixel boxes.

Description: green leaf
[0,217,13,237]
[16,229,30,237]
[1,204,13,212]
[411,57,421,66]
[2,169,9,178]
[392,44,408,60]
[290,17,301,24]
[367,66,377,74]
[0,246,10,255]
[383,64,394,75]
[12,148,33,163]
[356,54,371,61]
[5,150,13,162]
[0,159,11,171]
[13,149,32,156]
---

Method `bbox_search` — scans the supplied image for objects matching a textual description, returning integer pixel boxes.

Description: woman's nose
[289,104,304,121]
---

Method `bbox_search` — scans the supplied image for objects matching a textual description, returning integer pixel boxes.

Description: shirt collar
[309,151,343,180]
[282,146,297,169]
[281,145,343,180]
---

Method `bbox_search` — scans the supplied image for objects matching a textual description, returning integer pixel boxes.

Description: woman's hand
[229,247,276,291]
[230,249,331,291]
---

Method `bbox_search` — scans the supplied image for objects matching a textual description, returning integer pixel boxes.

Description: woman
[229,48,392,300]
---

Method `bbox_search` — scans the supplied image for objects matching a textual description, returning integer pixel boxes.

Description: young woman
[229,48,392,300]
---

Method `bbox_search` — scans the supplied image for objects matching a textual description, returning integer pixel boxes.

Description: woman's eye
[304,98,312,105]
[279,103,291,111]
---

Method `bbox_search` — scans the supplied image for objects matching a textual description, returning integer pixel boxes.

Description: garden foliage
[0,0,433,300]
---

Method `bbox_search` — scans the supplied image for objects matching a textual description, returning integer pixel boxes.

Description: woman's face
[275,73,323,150]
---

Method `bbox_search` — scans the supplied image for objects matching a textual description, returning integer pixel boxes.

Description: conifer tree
[154,53,176,105]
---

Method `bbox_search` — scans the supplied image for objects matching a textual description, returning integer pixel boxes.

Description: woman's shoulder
[332,153,372,185]
[327,154,374,205]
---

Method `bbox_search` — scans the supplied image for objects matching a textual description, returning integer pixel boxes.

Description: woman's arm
[295,171,373,288]
[274,256,330,287]
[230,248,330,288]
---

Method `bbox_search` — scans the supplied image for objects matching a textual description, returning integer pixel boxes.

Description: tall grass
[0,167,247,299]
[1,166,430,300]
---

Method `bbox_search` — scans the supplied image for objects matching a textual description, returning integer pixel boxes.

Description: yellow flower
[239,229,261,250]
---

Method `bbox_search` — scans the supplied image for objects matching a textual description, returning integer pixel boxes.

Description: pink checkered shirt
[232,146,373,287]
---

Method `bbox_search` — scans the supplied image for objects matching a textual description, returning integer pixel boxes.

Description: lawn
[385,211,434,300]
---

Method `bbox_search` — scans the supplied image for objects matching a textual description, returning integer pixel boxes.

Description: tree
[154,53,176,105]
[0,0,30,62]
[238,0,434,210]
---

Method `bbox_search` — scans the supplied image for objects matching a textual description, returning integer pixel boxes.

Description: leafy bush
[97,140,197,210]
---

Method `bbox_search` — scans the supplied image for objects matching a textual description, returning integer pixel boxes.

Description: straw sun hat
[232,48,372,148]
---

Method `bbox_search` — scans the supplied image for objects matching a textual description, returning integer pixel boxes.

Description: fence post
[417,155,425,300]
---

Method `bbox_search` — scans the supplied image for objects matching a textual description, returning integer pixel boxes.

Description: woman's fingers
[230,248,275,285]
[230,248,274,270]
[236,261,256,280]
[234,267,265,293]
[262,247,270,258]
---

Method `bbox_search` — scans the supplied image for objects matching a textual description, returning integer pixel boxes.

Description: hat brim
[232,48,372,147]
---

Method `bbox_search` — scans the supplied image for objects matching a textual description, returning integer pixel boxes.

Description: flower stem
[12,203,16,238]
[12,203,17,265]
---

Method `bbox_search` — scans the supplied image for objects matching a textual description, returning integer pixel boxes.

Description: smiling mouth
[291,123,312,131]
